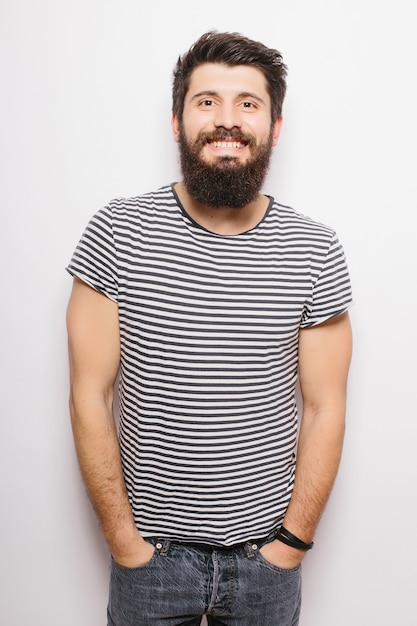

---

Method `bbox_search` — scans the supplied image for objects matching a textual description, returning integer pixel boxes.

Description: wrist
[261,538,305,569]
[106,522,142,555]
[110,533,144,561]
[274,525,314,551]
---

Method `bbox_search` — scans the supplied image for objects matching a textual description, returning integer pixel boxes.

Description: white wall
[1,1,416,624]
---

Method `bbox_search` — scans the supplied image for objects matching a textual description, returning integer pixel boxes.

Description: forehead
[186,62,270,102]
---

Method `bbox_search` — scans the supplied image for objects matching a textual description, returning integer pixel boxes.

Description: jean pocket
[256,548,302,573]
[111,545,157,573]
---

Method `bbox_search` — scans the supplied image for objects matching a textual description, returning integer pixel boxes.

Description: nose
[214,102,241,130]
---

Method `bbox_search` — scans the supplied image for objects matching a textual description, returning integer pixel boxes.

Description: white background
[1,1,416,625]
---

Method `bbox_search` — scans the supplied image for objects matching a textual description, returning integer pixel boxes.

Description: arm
[66,277,154,567]
[261,311,352,567]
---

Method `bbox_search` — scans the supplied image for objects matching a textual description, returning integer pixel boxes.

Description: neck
[174,182,269,236]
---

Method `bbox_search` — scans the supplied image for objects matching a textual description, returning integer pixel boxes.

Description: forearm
[69,389,140,557]
[66,279,154,567]
[282,404,346,542]
[262,314,351,567]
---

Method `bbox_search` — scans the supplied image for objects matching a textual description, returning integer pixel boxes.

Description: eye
[242,101,256,109]
[199,99,214,108]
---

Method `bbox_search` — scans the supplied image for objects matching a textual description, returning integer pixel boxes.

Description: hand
[111,533,155,569]
[259,539,305,569]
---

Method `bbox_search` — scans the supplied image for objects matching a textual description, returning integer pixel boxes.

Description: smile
[208,140,247,149]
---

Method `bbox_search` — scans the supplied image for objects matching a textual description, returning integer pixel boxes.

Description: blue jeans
[107,536,302,625]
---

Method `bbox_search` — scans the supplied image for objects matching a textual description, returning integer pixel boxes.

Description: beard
[178,125,274,209]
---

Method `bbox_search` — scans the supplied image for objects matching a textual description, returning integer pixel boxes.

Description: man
[66,31,353,626]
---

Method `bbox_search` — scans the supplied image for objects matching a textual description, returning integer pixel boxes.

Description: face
[172,63,282,208]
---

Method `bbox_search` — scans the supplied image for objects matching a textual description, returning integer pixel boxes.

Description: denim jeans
[107,535,302,626]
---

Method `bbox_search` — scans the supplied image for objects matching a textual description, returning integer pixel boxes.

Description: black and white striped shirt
[67,184,352,546]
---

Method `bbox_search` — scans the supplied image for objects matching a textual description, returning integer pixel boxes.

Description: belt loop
[155,539,171,556]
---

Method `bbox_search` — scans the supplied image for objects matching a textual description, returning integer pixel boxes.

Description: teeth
[211,141,244,149]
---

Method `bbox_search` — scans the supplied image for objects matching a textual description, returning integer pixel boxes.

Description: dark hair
[172,30,287,123]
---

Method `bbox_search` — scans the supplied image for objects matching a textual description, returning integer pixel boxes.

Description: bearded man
[66,31,353,626]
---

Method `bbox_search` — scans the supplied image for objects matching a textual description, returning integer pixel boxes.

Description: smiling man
[174,62,281,218]
[66,31,353,626]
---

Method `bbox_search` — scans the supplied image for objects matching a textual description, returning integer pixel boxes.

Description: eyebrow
[189,90,268,107]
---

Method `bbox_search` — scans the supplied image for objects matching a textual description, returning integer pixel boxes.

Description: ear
[271,116,283,147]
[171,113,181,143]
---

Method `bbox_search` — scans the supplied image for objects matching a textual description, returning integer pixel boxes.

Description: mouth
[208,139,247,149]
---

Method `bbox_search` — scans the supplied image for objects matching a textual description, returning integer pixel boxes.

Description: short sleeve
[300,233,353,328]
[66,206,118,302]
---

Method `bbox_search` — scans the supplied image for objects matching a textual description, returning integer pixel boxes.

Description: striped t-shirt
[67,183,352,546]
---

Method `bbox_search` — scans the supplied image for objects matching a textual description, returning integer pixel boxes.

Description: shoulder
[95,185,178,233]
[270,199,336,238]
[265,199,339,252]
[105,185,176,215]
